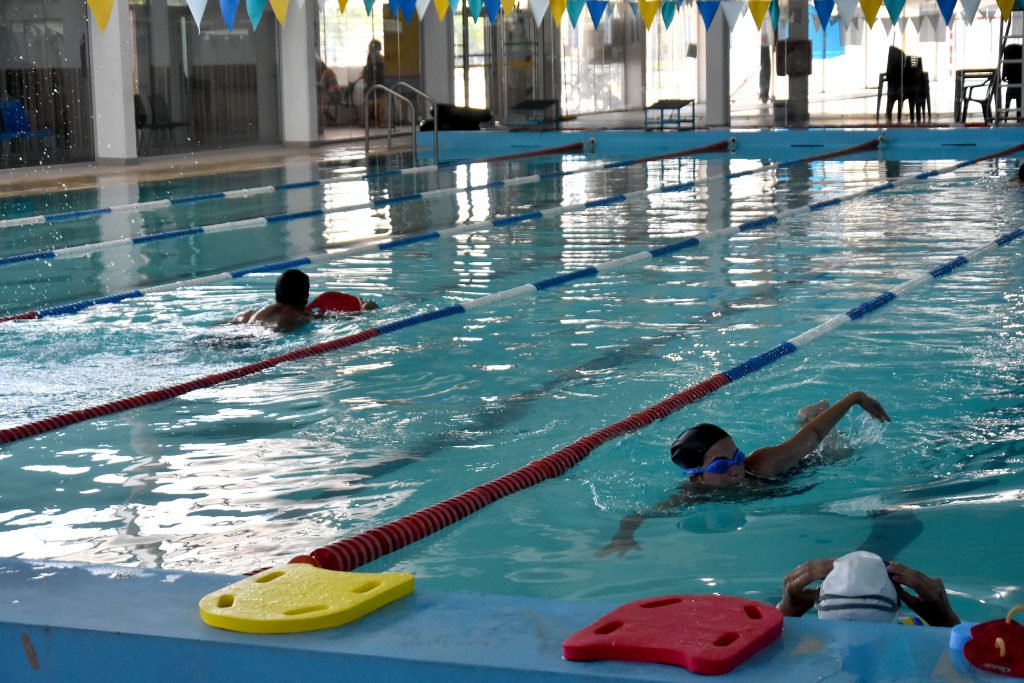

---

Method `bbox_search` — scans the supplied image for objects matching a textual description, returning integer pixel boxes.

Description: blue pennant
[484,0,501,21]
[629,1,639,17]
[935,0,955,24]
[246,0,266,28]
[468,0,483,18]
[883,0,905,21]
[812,0,834,30]
[220,0,240,29]
[696,0,720,29]
[769,0,779,32]
[661,0,675,26]
[568,0,585,26]
[586,0,607,26]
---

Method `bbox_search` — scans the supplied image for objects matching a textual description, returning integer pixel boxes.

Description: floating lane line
[0,138,873,322]
[288,224,1024,573]
[0,137,967,445]
[0,140,732,269]
[0,142,588,232]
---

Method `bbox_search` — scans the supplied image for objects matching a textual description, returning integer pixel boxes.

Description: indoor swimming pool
[1,130,1022,628]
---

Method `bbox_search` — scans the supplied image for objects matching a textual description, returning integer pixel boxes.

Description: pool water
[1,144,1022,624]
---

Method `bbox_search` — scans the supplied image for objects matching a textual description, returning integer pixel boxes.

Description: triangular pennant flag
[897,15,907,30]
[813,0,834,29]
[629,1,639,17]
[186,0,209,27]
[364,0,375,13]
[769,0,780,31]
[997,0,1015,20]
[910,11,924,31]
[501,0,515,12]
[568,0,586,24]
[880,16,892,32]
[247,0,267,27]
[661,0,676,26]
[934,0,954,24]
[883,0,904,23]
[436,0,451,19]
[416,0,431,18]
[530,0,548,25]
[748,0,770,27]
[586,0,608,26]
[812,12,821,30]
[550,0,567,25]
[719,0,743,28]
[484,0,501,19]
[696,0,720,29]
[638,0,660,27]
[859,0,881,26]
[295,0,305,7]
[221,0,241,29]
[86,0,116,30]
[960,0,981,25]
[401,0,418,19]
[835,0,857,28]
[467,0,483,18]
[269,0,289,22]
[316,0,329,8]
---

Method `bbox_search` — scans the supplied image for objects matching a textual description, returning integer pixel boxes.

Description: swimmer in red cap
[596,391,889,557]
[228,269,377,333]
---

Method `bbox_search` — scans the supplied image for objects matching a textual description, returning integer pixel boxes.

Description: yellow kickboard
[199,564,415,634]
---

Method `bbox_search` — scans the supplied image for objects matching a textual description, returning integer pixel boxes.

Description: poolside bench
[643,99,696,130]
[507,99,560,130]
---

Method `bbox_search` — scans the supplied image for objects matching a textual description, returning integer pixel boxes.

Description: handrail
[391,82,439,164]
[364,85,417,165]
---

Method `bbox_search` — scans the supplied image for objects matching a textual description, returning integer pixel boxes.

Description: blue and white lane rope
[3,207,1021,445]
[0,142,588,233]
[0,140,732,269]
[0,139,877,322]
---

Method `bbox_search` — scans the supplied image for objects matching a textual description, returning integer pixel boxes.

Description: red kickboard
[307,291,363,314]
[562,594,783,676]
[963,618,1024,677]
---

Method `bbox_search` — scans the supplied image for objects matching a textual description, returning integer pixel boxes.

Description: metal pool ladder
[363,83,439,167]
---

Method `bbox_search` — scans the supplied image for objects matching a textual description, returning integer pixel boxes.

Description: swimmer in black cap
[596,391,890,557]
[228,269,314,333]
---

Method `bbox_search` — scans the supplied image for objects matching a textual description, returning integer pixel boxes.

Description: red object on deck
[562,595,783,676]
[306,291,363,314]
[963,608,1024,677]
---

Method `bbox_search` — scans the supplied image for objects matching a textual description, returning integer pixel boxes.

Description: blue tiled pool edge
[0,557,992,681]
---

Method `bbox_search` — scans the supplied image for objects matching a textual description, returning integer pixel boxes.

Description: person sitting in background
[778,550,960,627]
[317,59,342,125]
[228,269,376,333]
[596,392,889,557]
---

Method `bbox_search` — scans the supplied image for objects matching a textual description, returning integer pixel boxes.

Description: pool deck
[0,556,1002,681]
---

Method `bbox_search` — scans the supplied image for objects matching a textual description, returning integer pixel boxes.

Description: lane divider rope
[287,222,1024,572]
[0,137,871,323]
[0,142,587,232]
[0,141,730,270]
[1,137,986,446]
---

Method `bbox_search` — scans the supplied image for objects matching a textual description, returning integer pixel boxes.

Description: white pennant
[897,16,907,31]
[719,0,744,29]
[416,0,431,17]
[185,0,207,27]
[960,0,981,25]
[812,13,820,31]
[910,12,924,33]
[880,16,892,33]
[295,0,305,6]
[836,0,858,30]
[530,0,549,24]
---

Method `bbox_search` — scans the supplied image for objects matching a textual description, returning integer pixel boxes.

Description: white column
[421,12,454,105]
[89,0,137,163]
[278,0,318,145]
[703,16,730,128]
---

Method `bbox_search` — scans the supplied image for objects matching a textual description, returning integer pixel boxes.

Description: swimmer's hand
[853,392,891,423]
[887,561,960,627]
[779,558,834,617]
[594,536,642,558]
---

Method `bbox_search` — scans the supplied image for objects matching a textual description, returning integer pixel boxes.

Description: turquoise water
[1,144,1022,624]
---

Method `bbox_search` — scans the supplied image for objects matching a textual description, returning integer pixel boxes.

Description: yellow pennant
[638,0,660,28]
[270,0,290,23]
[435,0,451,19]
[501,0,516,13]
[997,0,1015,20]
[86,0,116,30]
[748,0,770,28]
[550,0,567,26]
[859,0,882,25]
[338,0,349,12]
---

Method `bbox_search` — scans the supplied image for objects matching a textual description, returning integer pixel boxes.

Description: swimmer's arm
[217,309,257,326]
[746,391,890,478]
[595,492,689,558]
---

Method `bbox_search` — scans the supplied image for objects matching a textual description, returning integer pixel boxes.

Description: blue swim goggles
[684,448,746,475]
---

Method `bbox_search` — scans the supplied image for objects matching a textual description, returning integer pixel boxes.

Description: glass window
[0,0,93,167]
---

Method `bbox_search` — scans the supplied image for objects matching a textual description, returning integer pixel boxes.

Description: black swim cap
[275,269,310,308]
[670,423,730,469]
